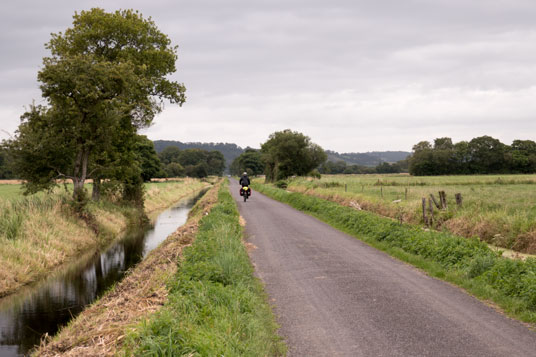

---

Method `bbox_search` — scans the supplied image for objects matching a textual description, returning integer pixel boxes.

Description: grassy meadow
[276,174,536,253]
[0,178,210,297]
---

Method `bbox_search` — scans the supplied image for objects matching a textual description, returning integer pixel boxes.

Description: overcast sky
[1,0,536,152]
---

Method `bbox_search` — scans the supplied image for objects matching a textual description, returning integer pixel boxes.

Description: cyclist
[239,172,250,187]
[239,172,251,200]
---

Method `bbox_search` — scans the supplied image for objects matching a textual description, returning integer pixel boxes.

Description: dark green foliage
[261,129,327,182]
[274,180,288,189]
[230,148,264,176]
[375,161,402,174]
[7,106,75,194]
[409,136,536,176]
[253,183,536,317]
[467,136,508,174]
[163,162,185,178]
[0,145,15,179]
[158,147,225,178]
[509,140,536,174]
[154,140,244,171]
[8,8,185,202]
[135,135,161,182]
[127,185,285,355]
[325,150,410,167]
[157,146,181,166]
[318,160,376,174]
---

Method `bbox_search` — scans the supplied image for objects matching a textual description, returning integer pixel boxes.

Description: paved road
[230,180,536,357]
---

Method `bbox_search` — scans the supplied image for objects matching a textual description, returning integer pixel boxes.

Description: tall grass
[125,184,286,356]
[282,174,536,253]
[0,180,208,297]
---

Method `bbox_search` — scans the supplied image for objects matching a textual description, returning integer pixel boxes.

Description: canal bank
[0,179,209,299]
[0,180,214,356]
[34,181,221,356]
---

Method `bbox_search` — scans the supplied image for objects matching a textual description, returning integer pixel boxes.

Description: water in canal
[0,190,206,356]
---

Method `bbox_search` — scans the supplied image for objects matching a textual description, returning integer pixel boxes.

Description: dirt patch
[239,215,247,227]
[34,182,221,357]
[0,180,23,184]
[244,242,258,252]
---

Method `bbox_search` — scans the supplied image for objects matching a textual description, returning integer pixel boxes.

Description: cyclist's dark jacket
[239,175,250,186]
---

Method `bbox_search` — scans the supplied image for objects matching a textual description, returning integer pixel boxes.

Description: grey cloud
[2,1,536,150]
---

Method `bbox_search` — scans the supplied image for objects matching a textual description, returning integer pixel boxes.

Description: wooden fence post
[381,185,383,198]
[345,184,347,192]
[439,191,447,210]
[422,198,427,226]
[429,194,440,209]
[405,187,408,200]
[455,193,463,207]
[428,198,434,226]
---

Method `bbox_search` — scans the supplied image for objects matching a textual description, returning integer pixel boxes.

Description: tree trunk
[72,147,90,201]
[92,178,101,201]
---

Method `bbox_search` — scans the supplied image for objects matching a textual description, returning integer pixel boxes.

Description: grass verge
[282,174,536,253]
[122,182,286,356]
[253,182,536,324]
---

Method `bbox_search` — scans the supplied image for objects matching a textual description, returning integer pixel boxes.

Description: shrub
[275,180,288,189]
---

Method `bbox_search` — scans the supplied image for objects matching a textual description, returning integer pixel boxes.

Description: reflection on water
[0,190,205,357]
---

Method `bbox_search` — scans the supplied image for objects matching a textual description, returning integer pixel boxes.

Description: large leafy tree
[8,8,185,199]
[230,148,264,176]
[158,146,181,166]
[408,141,434,176]
[261,129,327,182]
[509,139,536,173]
[467,136,507,174]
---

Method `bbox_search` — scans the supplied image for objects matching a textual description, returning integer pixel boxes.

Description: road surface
[230,180,536,357]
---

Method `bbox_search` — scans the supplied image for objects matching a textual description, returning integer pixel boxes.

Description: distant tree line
[157,146,225,178]
[409,136,536,176]
[153,140,243,171]
[318,160,407,175]
[325,150,410,167]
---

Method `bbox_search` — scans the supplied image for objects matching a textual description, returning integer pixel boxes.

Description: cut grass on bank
[124,183,286,356]
[253,182,536,324]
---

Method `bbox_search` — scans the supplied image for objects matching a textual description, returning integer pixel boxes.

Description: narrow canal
[0,189,206,357]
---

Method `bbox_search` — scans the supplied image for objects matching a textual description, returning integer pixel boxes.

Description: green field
[277,174,536,253]
[0,184,26,200]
